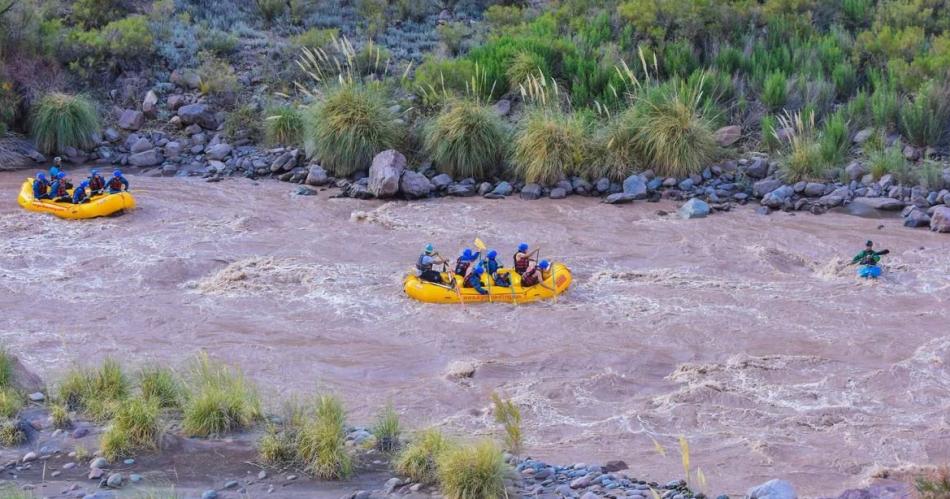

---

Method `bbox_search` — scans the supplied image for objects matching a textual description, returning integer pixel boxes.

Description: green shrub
[776,111,827,182]
[0,420,26,446]
[303,84,401,176]
[31,92,100,154]
[437,440,508,499]
[506,51,547,89]
[597,108,641,180]
[490,393,522,453]
[372,405,401,453]
[633,82,718,178]
[424,99,506,179]
[917,162,946,190]
[99,15,153,59]
[395,0,438,22]
[356,0,386,38]
[396,428,452,484]
[182,353,261,438]
[868,145,908,181]
[57,358,129,421]
[760,114,781,152]
[900,82,950,147]
[0,388,22,418]
[438,22,470,57]
[513,110,588,185]
[72,0,128,28]
[201,29,238,56]
[762,71,788,110]
[818,110,850,166]
[297,395,351,479]
[291,28,339,50]
[50,402,71,429]
[871,85,899,130]
[258,424,298,465]
[0,348,13,388]
[100,397,161,460]
[223,105,262,142]
[197,53,239,98]
[254,0,285,23]
[484,5,525,30]
[265,105,305,146]
[138,367,183,409]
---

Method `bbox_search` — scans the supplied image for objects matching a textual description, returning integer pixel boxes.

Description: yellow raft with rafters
[17,178,136,219]
[403,263,572,304]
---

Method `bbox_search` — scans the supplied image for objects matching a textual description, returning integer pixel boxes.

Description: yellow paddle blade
[474,238,487,251]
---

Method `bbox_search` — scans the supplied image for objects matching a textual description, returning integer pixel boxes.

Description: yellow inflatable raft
[17,179,136,219]
[404,263,572,304]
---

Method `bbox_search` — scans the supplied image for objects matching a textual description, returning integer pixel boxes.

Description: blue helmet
[462,248,473,260]
[539,260,550,270]
[487,250,497,259]
[90,169,98,176]
[37,172,46,181]
[424,243,434,254]
[473,265,484,275]
[56,171,66,179]
[50,166,60,176]
[80,180,89,188]
[518,243,529,252]
[113,169,123,177]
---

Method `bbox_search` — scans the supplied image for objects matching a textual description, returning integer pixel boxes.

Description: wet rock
[520,183,542,200]
[678,198,710,219]
[431,173,453,191]
[384,478,403,494]
[477,182,493,196]
[117,110,145,131]
[594,177,610,193]
[851,196,904,211]
[294,186,316,196]
[762,185,793,208]
[206,143,232,161]
[224,480,239,489]
[128,149,164,167]
[130,474,142,483]
[622,174,648,199]
[677,178,694,191]
[304,165,329,186]
[178,103,217,130]
[399,170,433,199]
[171,69,202,90]
[489,181,513,197]
[572,177,592,195]
[931,206,950,232]
[550,187,567,199]
[604,192,636,204]
[744,158,769,179]
[748,479,797,499]
[142,90,158,117]
[368,149,406,198]
[714,125,742,146]
[270,149,298,173]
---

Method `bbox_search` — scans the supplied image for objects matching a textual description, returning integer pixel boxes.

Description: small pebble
[286,474,297,481]
[123,458,135,465]
[224,480,239,489]
[51,471,61,478]
[63,462,76,470]
[89,457,108,469]
[22,452,37,463]
[130,474,143,482]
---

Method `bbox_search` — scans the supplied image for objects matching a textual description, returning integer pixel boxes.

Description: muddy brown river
[1,171,948,496]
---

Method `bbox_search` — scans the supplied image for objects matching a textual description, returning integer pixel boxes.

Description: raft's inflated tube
[403,263,572,304]
[858,265,881,279]
[17,179,136,220]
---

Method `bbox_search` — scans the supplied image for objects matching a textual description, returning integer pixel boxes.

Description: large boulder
[622,174,648,200]
[931,206,950,233]
[142,90,159,118]
[762,185,793,208]
[447,183,476,197]
[851,196,904,211]
[128,149,164,167]
[803,182,826,197]
[130,137,153,154]
[520,183,542,200]
[399,170,432,199]
[489,181,513,197]
[713,125,742,146]
[206,143,232,161]
[744,158,769,179]
[367,150,406,198]
[845,161,866,181]
[903,207,931,228]
[430,174,452,191]
[753,179,783,198]
[818,186,850,207]
[117,109,145,131]
[270,149,299,173]
[678,198,710,219]
[164,141,182,160]
[748,479,797,499]
[177,103,217,130]
[305,165,329,186]
[170,69,201,90]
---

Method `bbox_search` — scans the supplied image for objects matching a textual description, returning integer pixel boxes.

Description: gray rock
[400,170,432,199]
[622,174,648,199]
[184,124,202,136]
[747,479,797,499]
[383,478,403,494]
[490,181,513,197]
[594,177,610,193]
[603,192,636,204]
[520,183,542,200]
[178,103,217,130]
[171,69,202,89]
[27,392,44,402]
[130,138,153,154]
[206,143,232,161]
[258,470,267,480]
[22,451,37,462]
[931,206,950,233]
[224,480,238,489]
[431,173,453,190]
[803,182,826,197]
[106,472,123,488]
[89,468,105,480]
[753,179,783,197]
[447,183,476,197]
[117,110,145,131]
[90,457,108,469]
[845,162,866,181]
[368,150,406,198]
[128,149,164,167]
[305,165,330,186]
[678,198,710,219]
[493,99,511,116]
[762,185,793,208]
[903,145,919,161]
[167,94,186,111]
[714,125,742,146]
[853,128,873,144]
[851,196,904,211]
[550,187,567,199]
[294,186,316,196]
[71,427,89,439]
[130,474,142,483]
[142,90,158,117]
[572,177,592,195]
[744,158,769,179]
[163,141,182,160]
[677,178,694,191]
[201,491,218,499]
[879,174,894,190]
[103,128,121,143]
[269,149,298,172]
[903,207,931,228]
[570,476,591,488]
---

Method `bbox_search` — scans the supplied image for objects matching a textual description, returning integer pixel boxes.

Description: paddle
[473,238,493,302]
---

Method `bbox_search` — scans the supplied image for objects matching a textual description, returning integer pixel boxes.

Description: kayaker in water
[106,169,130,193]
[49,172,70,202]
[88,169,105,195]
[72,181,91,204]
[463,265,489,295]
[485,250,510,287]
[852,240,888,266]
[416,244,448,284]
[32,172,51,200]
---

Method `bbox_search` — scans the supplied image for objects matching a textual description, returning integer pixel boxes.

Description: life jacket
[89,175,105,191]
[72,187,87,203]
[455,259,471,276]
[33,180,48,196]
[52,181,67,197]
[417,254,433,272]
[521,270,540,287]
[108,176,124,190]
[486,259,500,275]
[513,253,530,273]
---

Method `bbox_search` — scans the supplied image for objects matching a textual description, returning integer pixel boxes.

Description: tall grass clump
[598,108,641,180]
[0,348,13,388]
[916,466,950,499]
[138,367,183,409]
[776,111,826,181]
[50,402,71,429]
[304,84,401,176]
[100,397,161,460]
[868,145,912,183]
[296,395,351,479]
[437,440,509,499]
[0,419,26,446]
[818,110,850,166]
[633,81,718,178]
[900,82,950,147]
[513,110,587,184]
[372,405,401,452]
[490,393,522,453]
[762,71,787,110]
[424,100,506,179]
[31,93,100,154]
[58,358,129,421]
[396,428,452,484]
[0,388,22,418]
[265,105,304,147]
[182,353,261,438]
[871,85,899,130]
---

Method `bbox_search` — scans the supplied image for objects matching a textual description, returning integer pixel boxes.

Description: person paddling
[49,171,70,202]
[417,244,448,284]
[88,169,105,195]
[513,242,539,276]
[454,248,478,277]
[463,265,489,295]
[72,180,91,204]
[485,250,510,287]
[106,169,129,194]
[521,259,552,288]
[32,172,51,200]
[851,240,889,278]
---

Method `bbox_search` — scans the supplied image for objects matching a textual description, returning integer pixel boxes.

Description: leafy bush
[201,29,238,55]
[762,71,788,110]
[868,145,909,181]
[223,105,262,142]
[303,84,402,176]
[437,440,508,499]
[484,5,525,30]
[871,85,899,130]
[396,428,452,484]
[490,393,522,453]
[31,93,100,154]
[633,82,718,178]
[72,0,128,28]
[438,22,470,57]
[598,108,641,180]
[57,358,128,420]
[182,353,261,438]
[254,0,285,24]
[760,114,781,152]
[424,99,506,179]
[513,110,588,185]
[900,82,950,147]
[291,28,339,50]
[0,388,22,418]
[776,111,827,182]
[197,53,239,98]
[265,105,304,146]
[0,420,26,446]
[372,405,401,453]
[138,367,183,409]
[818,110,850,166]
[297,395,351,479]
[100,397,161,460]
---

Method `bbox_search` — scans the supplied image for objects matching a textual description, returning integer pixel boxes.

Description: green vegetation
[182,353,261,438]
[776,111,826,182]
[223,105,262,142]
[868,145,914,184]
[100,397,161,460]
[0,387,22,418]
[490,393,522,453]
[0,348,13,387]
[437,440,509,499]
[0,419,26,446]
[297,394,352,479]
[265,105,305,147]
[197,53,239,98]
[916,466,950,499]
[424,100,507,179]
[395,428,452,484]
[372,405,401,452]
[50,402,71,429]
[138,366,183,409]
[513,110,587,185]
[304,84,401,176]
[57,358,129,421]
[30,93,99,155]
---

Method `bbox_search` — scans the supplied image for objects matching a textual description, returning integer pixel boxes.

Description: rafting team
[32,157,130,204]
[416,242,553,294]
